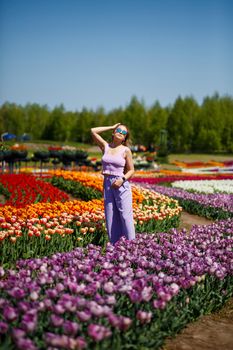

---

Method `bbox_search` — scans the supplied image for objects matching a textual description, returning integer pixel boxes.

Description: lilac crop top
[102,144,127,177]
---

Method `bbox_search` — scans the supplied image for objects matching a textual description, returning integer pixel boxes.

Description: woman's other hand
[112,178,124,188]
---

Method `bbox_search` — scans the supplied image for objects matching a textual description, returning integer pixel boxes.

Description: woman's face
[114,125,128,142]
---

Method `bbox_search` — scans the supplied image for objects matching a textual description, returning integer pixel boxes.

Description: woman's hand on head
[112,123,121,129]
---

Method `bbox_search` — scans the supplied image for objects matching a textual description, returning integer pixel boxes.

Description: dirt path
[163,298,233,350]
[163,211,233,350]
[178,211,214,232]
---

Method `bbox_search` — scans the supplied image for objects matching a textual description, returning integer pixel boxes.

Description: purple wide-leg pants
[103,175,136,245]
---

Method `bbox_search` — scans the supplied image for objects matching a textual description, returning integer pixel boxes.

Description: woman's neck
[110,141,122,148]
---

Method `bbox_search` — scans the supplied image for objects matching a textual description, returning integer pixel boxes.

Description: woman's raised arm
[91,124,121,151]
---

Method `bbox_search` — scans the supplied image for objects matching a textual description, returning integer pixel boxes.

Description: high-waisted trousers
[103,175,136,245]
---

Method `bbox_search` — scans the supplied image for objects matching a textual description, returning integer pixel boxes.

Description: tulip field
[0,168,233,349]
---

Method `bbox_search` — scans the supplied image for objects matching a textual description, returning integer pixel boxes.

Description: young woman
[91,123,136,245]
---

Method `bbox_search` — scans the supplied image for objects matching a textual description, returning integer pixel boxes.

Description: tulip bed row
[0,174,69,207]
[0,173,182,266]
[172,179,233,194]
[140,184,233,220]
[0,219,232,349]
[47,176,103,201]
[172,160,233,168]
[133,173,233,184]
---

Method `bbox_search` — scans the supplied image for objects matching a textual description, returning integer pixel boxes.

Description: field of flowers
[168,160,233,175]
[133,172,233,221]
[171,179,233,194]
[0,172,181,266]
[0,169,232,349]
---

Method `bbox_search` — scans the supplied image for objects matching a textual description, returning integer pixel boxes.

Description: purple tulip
[153,299,167,309]
[11,328,26,340]
[103,281,115,293]
[3,305,18,321]
[0,298,7,308]
[21,320,37,333]
[46,288,58,299]
[118,316,132,331]
[62,320,80,335]
[75,296,87,308]
[50,314,64,327]
[56,282,65,293]
[8,287,26,299]
[87,324,112,341]
[43,298,53,310]
[16,337,38,350]
[44,332,69,348]
[94,293,105,305]
[105,295,116,306]
[67,281,79,294]
[75,336,88,349]
[136,310,152,324]
[53,303,65,315]
[89,301,105,317]
[108,313,121,328]
[170,283,180,296]
[30,291,39,301]
[61,299,76,313]
[77,310,92,322]
[18,301,31,313]
[0,321,8,334]
[141,286,153,302]
[129,290,142,303]
[155,286,170,301]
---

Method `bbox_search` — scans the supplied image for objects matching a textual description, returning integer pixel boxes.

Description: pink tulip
[87,324,111,342]
[3,306,18,321]
[136,310,152,324]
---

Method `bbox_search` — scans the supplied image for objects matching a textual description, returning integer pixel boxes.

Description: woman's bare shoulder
[124,146,133,156]
[124,146,132,152]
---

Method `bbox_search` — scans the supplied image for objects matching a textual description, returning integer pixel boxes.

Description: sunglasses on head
[115,128,127,135]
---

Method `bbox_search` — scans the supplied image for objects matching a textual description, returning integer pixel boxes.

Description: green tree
[193,94,223,152]
[0,102,25,136]
[123,96,147,144]
[24,103,50,140]
[219,96,233,152]
[72,108,96,143]
[42,105,66,141]
[147,101,169,148]
[195,128,221,152]
[0,93,232,153]
[167,96,199,152]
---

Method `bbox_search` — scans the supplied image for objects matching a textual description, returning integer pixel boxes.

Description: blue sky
[0,0,232,112]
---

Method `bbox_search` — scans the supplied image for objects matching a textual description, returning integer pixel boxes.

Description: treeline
[0,93,233,153]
